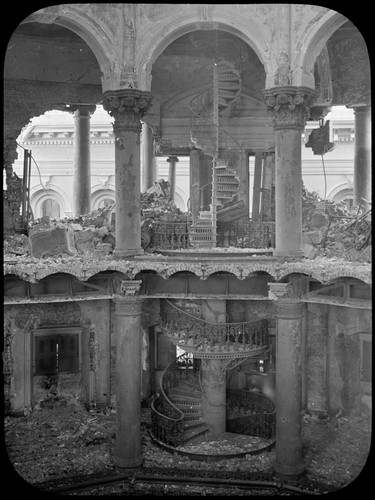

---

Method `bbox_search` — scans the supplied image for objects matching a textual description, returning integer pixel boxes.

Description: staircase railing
[161,299,268,353]
[226,389,276,439]
[150,352,200,447]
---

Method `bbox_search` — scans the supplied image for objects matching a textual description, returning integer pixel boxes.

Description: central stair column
[189,147,201,215]
[200,300,227,434]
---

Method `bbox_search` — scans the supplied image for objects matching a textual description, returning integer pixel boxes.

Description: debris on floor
[4,396,371,493]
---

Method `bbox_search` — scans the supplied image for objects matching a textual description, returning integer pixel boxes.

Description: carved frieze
[102,89,152,134]
[263,86,318,131]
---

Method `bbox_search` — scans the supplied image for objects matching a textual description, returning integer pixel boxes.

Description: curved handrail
[150,353,192,447]
[161,299,268,352]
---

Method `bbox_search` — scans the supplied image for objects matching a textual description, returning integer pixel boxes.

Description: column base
[273,461,305,478]
[273,248,305,258]
[112,454,143,469]
[113,248,144,259]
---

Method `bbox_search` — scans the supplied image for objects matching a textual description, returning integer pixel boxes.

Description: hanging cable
[16,142,50,196]
[321,153,327,200]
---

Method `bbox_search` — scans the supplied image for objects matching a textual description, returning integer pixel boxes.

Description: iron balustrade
[217,220,275,249]
[150,218,275,251]
[161,300,268,353]
[150,352,199,447]
[152,220,190,250]
[226,389,276,439]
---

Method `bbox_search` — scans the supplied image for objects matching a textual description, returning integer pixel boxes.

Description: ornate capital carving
[102,89,152,134]
[268,282,293,300]
[113,278,142,297]
[263,86,318,131]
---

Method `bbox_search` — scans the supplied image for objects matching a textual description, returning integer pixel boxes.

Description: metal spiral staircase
[189,61,244,248]
[150,300,275,453]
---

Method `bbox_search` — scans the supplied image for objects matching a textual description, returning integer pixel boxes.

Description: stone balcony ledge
[4,252,371,286]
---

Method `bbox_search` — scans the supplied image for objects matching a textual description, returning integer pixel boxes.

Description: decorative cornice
[3,256,371,286]
[263,86,318,131]
[102,89,152,134]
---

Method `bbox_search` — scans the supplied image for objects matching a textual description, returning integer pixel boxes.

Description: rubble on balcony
[302,185,371,263]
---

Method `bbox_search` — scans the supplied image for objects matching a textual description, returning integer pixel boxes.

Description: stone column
[264,87,317,257]
[141,123,157,192]
[200,300,227,434]
[189,147,201,215]
[103,89,152,258]
[167,155,179,202]
[307,303,328,417]
[72,105,95,217]
[353,106,371,213]
[269,283,305,477]
[112,280,143,469]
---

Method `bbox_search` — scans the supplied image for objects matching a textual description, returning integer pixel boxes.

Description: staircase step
[182,418,206,430]
[169,391,201,402]
[183,425,209,442]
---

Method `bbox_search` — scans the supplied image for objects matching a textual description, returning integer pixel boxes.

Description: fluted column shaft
[103,90,152,258]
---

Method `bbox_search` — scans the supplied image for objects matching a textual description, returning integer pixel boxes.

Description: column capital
[113,278,142,297]
[263,86,318,131]
[102,89,152,134]
[167,155,179,163]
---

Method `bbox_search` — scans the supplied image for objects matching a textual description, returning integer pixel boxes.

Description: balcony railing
[161,299,268,356]
[151,218,275,251]
[217,220,275,249]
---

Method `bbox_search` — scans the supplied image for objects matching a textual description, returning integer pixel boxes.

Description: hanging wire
[321,153,327,200]
[16,142,50,196]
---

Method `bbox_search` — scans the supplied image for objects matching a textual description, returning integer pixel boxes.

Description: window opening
[35,333,79,375]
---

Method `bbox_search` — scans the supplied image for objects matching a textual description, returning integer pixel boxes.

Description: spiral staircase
[189,61,246,248]
[150,300,275,453]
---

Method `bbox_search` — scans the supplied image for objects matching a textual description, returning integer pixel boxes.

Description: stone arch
[30,185,70,219]
[91,187,115,210]
[295,9,349,88]
[23,6,114,93]
[136,17,271,91]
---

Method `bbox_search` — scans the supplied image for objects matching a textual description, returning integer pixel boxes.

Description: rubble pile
[3,180,186,259]
[302,186,371,263]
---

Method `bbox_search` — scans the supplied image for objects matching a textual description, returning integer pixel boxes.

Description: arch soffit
[30,185,69,215]
[295,10,349,88]
[136,16,270,91]
[22,7,114,91]
[327,181,353,200]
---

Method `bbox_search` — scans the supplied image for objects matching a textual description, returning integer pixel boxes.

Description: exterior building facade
[3,3,371,485]
[10,105,356,219]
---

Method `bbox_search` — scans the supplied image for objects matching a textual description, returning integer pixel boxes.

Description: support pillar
[200,300,227,434]
[200,154,212,211]
[189,147,201,215]
[353,106,371,213]
[112,280,143,469]
[306,303,328,417]
[273,295,305,477]
[72,106,95,217]
[167,155,178,202]
[264,86,317,257]
[103,89,152,258]
[141,123,157,192]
